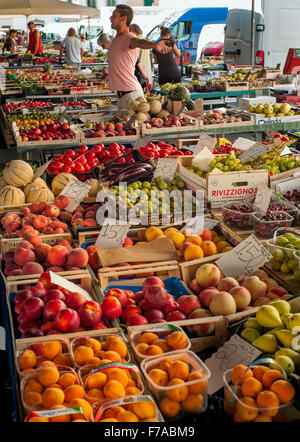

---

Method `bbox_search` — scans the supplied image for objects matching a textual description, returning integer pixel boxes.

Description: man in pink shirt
[108,4,171,110]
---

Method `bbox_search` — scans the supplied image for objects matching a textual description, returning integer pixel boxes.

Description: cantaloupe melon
[157,110,170,118]
[26,186,54,203]
[3,160,34,187]
[129,101,140,112]
[137,102,150,113]
[150,100,162,115]
[136,112,148,122]
[24,178,47,198]
[0,176,7,189]
[51,173,76,196]
[137,97,147,103]
[0,185,25,206]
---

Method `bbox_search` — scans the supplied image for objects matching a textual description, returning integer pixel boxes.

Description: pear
[288,297,300,314]
[275,348,300,368]
[272,355,295,376]
[244,318,263,332]
[256,305,282,328]
[241,328,261,344]
[267,326,284,337]
[286,313,300,331]
[252,333,278,353]
[269,300,291,316]
[281,313,293,327]
[275,329,294,348]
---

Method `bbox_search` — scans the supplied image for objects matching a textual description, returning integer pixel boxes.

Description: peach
[5,265,22,276]
[32,215,48,231]
[267,286,288,299]
[28,236,43,247]
[42,227,54,235]
[189,278,202,294]
[199,288,219,308]
[229,286,251,310]
[187,309,215,336]
[48,245,69,267]
[17,240,34,250]
[49,221,68,231]
[14,248,35,265]
[59,211,72,223]
[45,204,60,218]
[195,263,221,288]
[34,244,51,263]
[253,297,271,307]
[3,251,14,262]
[251,269,268,280]
[242,276,267,301]
[22,262,44,275]
[177,295,201,315]
[19,225,36,236]
[209,292,237,316]
[218,277,239,292]
[53,195,71,209]
[57,239,72,249]
[82,219,97,227]
[54,308,80,333]
[66,248,88,268]
[262,278,278,291]
[179,242,194,257]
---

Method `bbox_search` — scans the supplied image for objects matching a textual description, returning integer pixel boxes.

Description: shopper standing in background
[3,30,18,55]
[129,23,153,88]
[153,27,182,86]
[108,4,171,111]
[97,33,111,50]
[26,22,42,57]
[60,28,84,72]
[16,32,24,47]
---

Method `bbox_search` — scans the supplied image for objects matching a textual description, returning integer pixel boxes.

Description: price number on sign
[194,134,216,155]
[95,221,131,249]
[153,158,178,181]
[216,234,272,278]
[59,179,90,212]
[240,143,272,163]
[253,183,272,213]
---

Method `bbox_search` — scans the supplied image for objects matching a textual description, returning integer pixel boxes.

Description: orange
[58,373,77,389]
[168,360,189,381]
[181,394,204,413]
[252,366,269,383]
[166,378,189,401]
[159,397,180,417]
[241,377,263,398]
[49,405,71,423]
[185,236,203,246]
[38,366,60,386]
[201,240,218,256]
[235,396,258,421]
[270,380,295,404]
[42,387,65,408]
[69,398,93,421]
[166,331,187,350]
[140,332,159,345]
[149,368,169,386]
[108,368,129,387]
[187,371,208,394]
[74,346,94,366]
[43,341,62,360]
[184,245,204,261]
[19,350,37,370]
[262,369,284,390]
[117,411,139,422]
[64,384,85,402]
[103,380,126,399]
[231,365,253,386]
[256,390,280,417]
[200,229,213,241]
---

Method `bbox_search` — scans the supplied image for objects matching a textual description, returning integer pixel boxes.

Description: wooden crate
[200,113,255,130]
[264,264,300,295]
[11,123,81,147]
[141,115,201,136]
[77,122,140,144]
[98,261,181,292]
[1,232,72,254]
[215,80,250,91]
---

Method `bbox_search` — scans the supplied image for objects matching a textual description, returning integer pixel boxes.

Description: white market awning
[0,0,98,17]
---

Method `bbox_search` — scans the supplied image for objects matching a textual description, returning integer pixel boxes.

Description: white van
[224,0,300,68]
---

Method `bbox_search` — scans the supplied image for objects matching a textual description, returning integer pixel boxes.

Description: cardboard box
[238,96,276,111]
[250,114,300,125]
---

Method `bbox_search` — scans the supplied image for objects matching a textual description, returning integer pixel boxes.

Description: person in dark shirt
[3,30,17,54]
[152,27,182,86]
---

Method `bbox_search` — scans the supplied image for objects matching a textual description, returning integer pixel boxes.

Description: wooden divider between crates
[98,261,181,292]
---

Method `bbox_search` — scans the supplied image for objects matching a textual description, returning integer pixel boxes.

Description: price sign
[59,179,90,212]
[204,217,220,230]
[205,334,261,395]
[253,183,272,213]
[232,137,256,152]
[216,234,272,278]
[194,134,216,155]
[192,147,215,171]
[240,143,272,163]
[153,158,178,181]
[33,160,52,181]
[49,271,92,299]
[280,146,292,156]
[95,219,131,249]
[180,215,204,235]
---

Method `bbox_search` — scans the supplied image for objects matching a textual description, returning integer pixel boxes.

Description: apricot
[102,406,126,419]
[103,380,126,399]
[58,373,77,389]
[168,360,189,381]
[102,350,121,363]
[19,350,37,370]
[72,419,88,422]
[148,368,169,386]
[241,377,263,398]
[163,227,179,237]
[106,338,127,359]
[200,229,213,241]
[185,236,203,246]
[37,360,56,368]
[24,391,43,409]
[139,332,159,345]
[69,398,93,421]
[24,379,43,395]
[144,345,164,356]
[43,341,62,361]
[49,405,71,422]
[42,387,65,408]
[153,340,170,353]
[74,346,94,366]
[166,331,187,350]
[184,245,204,261]
[158,358,173,372]
[270,380,295,404]
[187,371,208,394]
[64,384,85,402]
[108,368,128,387]
[252,366,269,383]
[170,232,185,249]
[53,354,72,367]
[86,357,102,367]
[256,391,280,417]
[253,414,272,422]
[85,338,101,353]
[127,379,137,388]
[159,397,181,417]
[22,368,35,376]
[99,418,118,422]
[167,378,189,402]
[129,401,156,420]
[117,411,139,422]
[181,394,204,413]
[125,387,142,396]
[216,241,230,253]
[38,366,60,386]
[86,372,107,390]
[86,388,104,404]
[145,226,164,242]
[27,417,49,422]
[262,369,284,390]
[231,364,253,386]
[235,396,258,421]
[142,418,160,422]
[136,343,149,354]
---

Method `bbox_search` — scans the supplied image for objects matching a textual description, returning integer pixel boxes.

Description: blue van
[147,7,228,62]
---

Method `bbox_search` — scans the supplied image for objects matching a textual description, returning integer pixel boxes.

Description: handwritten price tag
[232,137,256,152]
[95,219,131,249]
[194,134,216,155]
[216,234,272,278]
[153,158,178,181]
[59,179,90,212]
[253,183,272,213]
[240,143,272,163]
[205,335,261,395]
[33,160,52,181]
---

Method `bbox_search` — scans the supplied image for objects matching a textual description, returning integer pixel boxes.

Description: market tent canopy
[0,0,98,17]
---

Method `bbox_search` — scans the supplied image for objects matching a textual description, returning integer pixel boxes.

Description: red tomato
[160,152,168,158]
[92,144,103,153]
[61,166,72,173]
[74,162,85,173]
[77,145,88,154]
[87,158,98,168]
[158,141,165,147]
[76,155,87,164]
[184,151,192,155]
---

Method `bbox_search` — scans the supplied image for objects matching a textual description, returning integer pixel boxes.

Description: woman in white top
[129,24,153,86]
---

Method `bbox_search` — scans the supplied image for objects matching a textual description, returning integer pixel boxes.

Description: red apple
[65,292,87,310]
[177,295,201,316]
[101,296,122,320]
[142,277,165,291]
[105,288,128,308]
[126,314,148,326]
[54,308,80,333]
[165,310,187,321]
[22,297,45,320]
[78,301,102,327]
[43,299,67,321]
